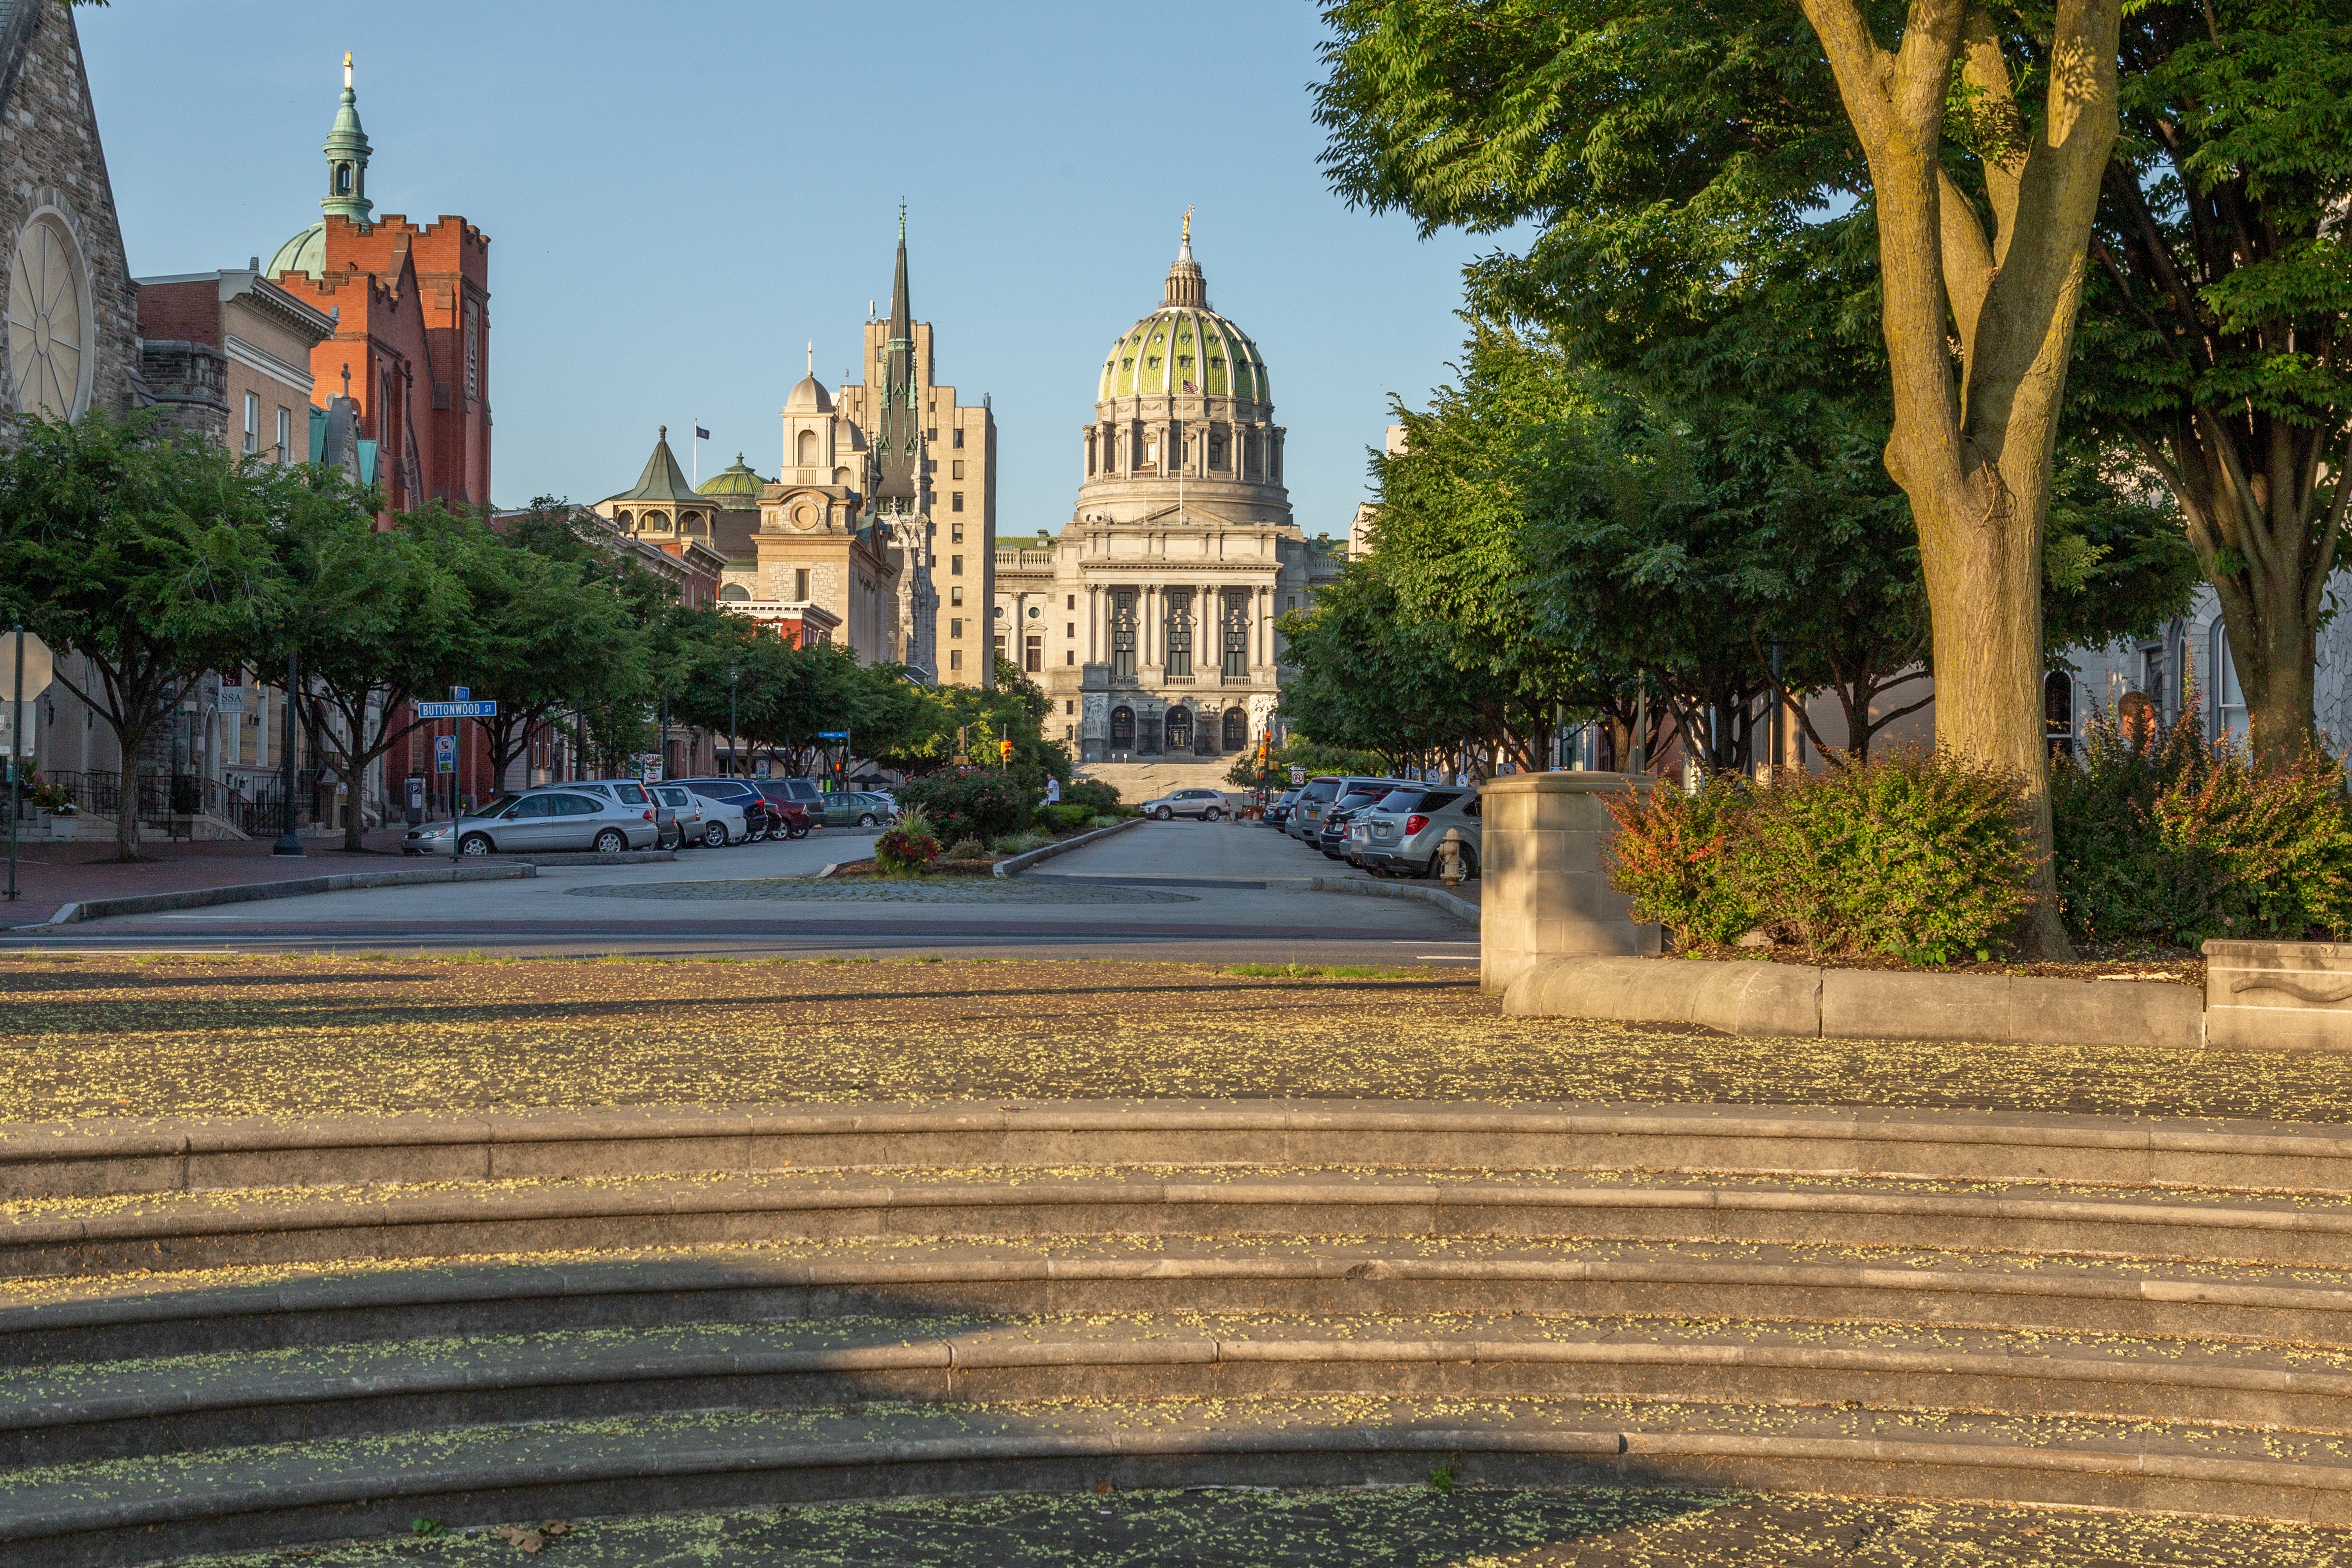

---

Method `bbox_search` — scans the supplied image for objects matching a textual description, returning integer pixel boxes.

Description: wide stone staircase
[3,1102,2351,1563]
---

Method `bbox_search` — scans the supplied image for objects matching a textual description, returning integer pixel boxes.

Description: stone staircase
[4,1102,2351,1563]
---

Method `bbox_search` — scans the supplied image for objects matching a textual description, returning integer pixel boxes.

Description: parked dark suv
[677,777,794,841]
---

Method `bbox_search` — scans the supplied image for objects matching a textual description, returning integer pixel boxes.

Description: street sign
[1290,766,1305,786]
[217,686,245,714]
[817,731,849,740]
[0,709,27,760]
[434,735,457,774]
[417,700,497,719]
[449,686,470,701]
[8,630,53,705]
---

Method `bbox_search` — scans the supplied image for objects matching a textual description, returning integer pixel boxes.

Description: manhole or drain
[567,879,1200,904]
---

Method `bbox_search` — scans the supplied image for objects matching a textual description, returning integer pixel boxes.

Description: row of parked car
[1263,774,1482,880]
[403,776,900,857]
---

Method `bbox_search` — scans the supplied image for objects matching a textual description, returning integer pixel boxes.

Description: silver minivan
[408,786,660,857]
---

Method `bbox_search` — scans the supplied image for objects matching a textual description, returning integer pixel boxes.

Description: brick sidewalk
[0,828,414,925]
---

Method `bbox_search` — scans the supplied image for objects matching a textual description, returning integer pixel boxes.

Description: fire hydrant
[1437,827,1468,888]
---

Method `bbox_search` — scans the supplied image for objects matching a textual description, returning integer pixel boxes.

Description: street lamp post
[727,663,740,779]
[6,625,23,902]
[272,651,304,856]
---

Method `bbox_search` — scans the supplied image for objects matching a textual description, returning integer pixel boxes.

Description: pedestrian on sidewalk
[1045,777,1060,807]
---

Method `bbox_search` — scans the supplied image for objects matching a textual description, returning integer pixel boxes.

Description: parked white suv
[1139,787,1231,821]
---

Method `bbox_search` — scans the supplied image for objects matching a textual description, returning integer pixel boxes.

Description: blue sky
[81,1,1506,539]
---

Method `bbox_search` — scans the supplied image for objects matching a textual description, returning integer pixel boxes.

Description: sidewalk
[1,829,412,926]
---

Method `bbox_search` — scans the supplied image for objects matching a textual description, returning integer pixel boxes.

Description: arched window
[2210,621,2247,743]
[681,512,703,536]
[1110,706,1135,748]
[335,163,352,196]
[615,511,633,530]
[1223,707,1247,751]
[721,584,750,602]
[1164,706,1193,751]
[645,511,668,532]
[2044,670,2074,754]
[798,428,818,465]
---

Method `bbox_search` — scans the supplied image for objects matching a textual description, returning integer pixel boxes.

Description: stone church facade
[992,221,1342,780]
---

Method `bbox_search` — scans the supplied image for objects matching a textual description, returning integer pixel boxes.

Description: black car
[1264,787,1301,826]
[1317,786,1398,859]
[677,777,787,841]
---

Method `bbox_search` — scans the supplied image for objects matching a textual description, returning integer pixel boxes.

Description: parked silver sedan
[406,787,660,857]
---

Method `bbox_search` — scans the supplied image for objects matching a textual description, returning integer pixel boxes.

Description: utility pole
[6,626,22,901]
[727,663,740,779]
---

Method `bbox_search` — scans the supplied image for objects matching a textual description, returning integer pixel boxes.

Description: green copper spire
[874,205,921,507]
[321,51,373,225]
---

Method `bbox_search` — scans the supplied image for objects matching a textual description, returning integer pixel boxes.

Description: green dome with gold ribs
[1097,222,1269,405]
[1099,308,1268,404]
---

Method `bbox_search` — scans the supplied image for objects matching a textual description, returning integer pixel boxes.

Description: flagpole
[691,420,699,487]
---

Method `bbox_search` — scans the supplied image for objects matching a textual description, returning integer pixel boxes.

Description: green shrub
[1741,749,2035,965]
[943,837,988,861]
[2052,706,2352,946]
[1042,803,1095,834]
[1605,750,2036,964]
[900,772,1025,842]
[993,828,1055,854]
[1064,779,1122,815]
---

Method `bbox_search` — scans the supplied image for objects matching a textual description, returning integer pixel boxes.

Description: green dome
[696,454,768,500]
[1099,307,1267,404]
[267,222,325,282]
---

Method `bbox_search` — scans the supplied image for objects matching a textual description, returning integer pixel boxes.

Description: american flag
[1182,380,1198,394]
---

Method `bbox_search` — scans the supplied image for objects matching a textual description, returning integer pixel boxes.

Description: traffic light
[999,738,1014,764]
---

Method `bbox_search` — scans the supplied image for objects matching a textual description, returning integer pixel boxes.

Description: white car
[1139,787,1231,821]
[678,790,749,849]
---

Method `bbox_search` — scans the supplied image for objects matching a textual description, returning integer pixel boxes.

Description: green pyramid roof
[610,428,701,505]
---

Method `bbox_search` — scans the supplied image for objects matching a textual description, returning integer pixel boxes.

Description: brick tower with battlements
[266,55,491,516]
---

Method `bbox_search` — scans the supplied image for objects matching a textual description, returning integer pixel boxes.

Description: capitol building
[993,221,1343,787]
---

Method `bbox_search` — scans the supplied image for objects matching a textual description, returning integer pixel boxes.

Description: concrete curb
[1503,955,2211,1051]
[1303,874,1479,926]
[29,864,537,928]
[995,815,1144,878]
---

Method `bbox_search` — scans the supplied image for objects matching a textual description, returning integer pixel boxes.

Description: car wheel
[745,820,768,843]
[593,828,627,854]
[458,833,493,857]
[786,822,809,840]
[704,822,730,849]
[1204,807,1223,821]
[1154,805,1173,820]
[856,813,878,828]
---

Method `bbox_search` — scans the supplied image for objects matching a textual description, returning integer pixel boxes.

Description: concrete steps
[12,1395,2352,1567]
[6,1099,2352,1561]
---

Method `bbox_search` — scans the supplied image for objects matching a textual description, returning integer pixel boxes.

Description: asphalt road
[0,819,1479,965]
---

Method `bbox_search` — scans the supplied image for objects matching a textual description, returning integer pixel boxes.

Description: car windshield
[473,794,520,818]
[1301,778,1342,803]
[1375,790,1426,812]
[1334,790,1386,811]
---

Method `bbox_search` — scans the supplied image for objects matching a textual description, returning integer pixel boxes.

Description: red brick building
[265,56,490,515]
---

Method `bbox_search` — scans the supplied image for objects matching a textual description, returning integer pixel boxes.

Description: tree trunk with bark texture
[1798,0,2120,955]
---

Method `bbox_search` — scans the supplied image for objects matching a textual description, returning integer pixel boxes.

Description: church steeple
[322,52,374,225]
[874,206,922,507]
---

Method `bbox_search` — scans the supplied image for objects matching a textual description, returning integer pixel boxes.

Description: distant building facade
[992,221,1342,774]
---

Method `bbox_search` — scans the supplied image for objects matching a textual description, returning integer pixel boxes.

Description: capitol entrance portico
[993,219,1341,793]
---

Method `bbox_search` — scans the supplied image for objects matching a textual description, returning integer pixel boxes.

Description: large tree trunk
[1800,0,2119,955]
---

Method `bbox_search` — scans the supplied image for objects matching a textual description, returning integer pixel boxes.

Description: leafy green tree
[271,481,464,849]
[1315,0,2130,954]
[0,412,282,860]
[2070,0,2352,769]
[1275,561,1485,772]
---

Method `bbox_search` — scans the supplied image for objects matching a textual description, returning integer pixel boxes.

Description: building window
[1065,623,1074,638]
[1223,707,1248,750]
[994,633,1005,654]
[335,162,352,195]
[1110,588,1139,681]
[1110,705,1135,748]
[951,555,964,576]
[952,460,965,480]
[465,301,480,399]
[1164,590,1193,679]
[952,492,965,512]
[1065,700,1074,715]
[1066,594,1075,611]
[951,586,964,606]
[274,406,292,463]
[795,568,810,600]
[243,393,260,454]
[950,648,962,671]
[1025,635,1042,673]
[1221,589,1250,678]
[952,522,964,544]
[1287,596,1297,612]
[951,618,963,639]
[926,427,937,443]
[953,428,965,449]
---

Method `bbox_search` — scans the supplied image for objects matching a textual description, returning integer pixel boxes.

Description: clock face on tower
[6,214,90,421]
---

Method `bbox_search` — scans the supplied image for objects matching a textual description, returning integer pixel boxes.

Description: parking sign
[434,735,456,774]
